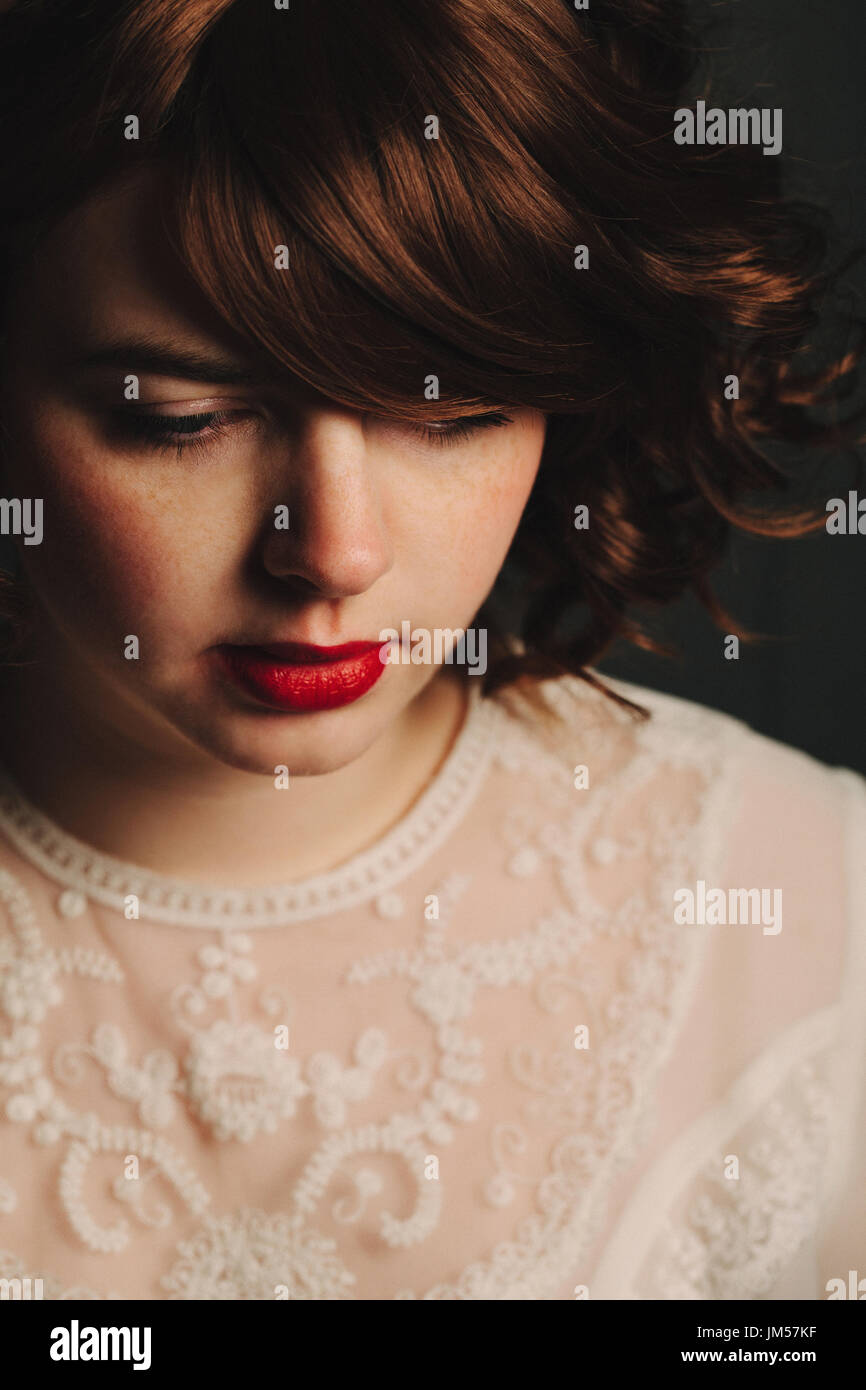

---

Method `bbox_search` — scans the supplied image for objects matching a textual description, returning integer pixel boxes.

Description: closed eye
[403,412,514,448]
[109,408,247,460]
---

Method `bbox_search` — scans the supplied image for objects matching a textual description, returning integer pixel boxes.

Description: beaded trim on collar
[0,684,499,929]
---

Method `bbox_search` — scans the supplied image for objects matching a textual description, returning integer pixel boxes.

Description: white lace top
[0,674,863,1300]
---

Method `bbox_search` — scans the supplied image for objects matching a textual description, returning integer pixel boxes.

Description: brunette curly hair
[0,0,862,706]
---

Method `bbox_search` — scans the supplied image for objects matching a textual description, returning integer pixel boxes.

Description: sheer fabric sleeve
[817,768,866,1299]
[589,711,866,1301]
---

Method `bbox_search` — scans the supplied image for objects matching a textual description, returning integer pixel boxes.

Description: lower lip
[214,644,386,712]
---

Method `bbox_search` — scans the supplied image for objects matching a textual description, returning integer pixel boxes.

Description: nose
[261,406,394,598]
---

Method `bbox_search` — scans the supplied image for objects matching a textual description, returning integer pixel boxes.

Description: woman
[0,0,862,1300]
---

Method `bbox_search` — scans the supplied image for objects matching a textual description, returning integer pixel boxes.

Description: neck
[0,660,469,886]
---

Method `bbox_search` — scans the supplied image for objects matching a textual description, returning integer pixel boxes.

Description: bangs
[156,0,604,418]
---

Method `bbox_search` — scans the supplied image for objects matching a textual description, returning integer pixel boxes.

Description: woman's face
[0,170,546,777]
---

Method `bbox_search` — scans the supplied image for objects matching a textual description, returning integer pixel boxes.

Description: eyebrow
[66,337,276,385]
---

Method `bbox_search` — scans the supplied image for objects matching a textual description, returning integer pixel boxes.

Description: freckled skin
[0,170,546,781]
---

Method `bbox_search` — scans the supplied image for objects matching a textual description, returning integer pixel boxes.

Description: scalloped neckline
[0,682,499,928]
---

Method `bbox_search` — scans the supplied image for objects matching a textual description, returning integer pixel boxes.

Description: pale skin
[0,169,547,885]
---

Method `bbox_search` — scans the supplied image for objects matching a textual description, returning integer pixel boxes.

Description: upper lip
[219,640,384,664]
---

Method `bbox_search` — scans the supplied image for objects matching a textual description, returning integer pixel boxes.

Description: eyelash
[415,413,514,448]
[115,409,514,458]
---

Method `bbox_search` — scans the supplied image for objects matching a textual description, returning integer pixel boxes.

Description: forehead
[6,167,255,367]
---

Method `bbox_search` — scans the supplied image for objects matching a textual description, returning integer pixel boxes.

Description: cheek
[6,416,230,653]
[394,437,541,603]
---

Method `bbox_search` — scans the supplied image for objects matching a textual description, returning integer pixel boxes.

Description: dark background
[597,0,866,773]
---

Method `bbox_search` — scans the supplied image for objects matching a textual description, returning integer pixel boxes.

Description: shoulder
[489,669,865,835]
[488,669,866,1012]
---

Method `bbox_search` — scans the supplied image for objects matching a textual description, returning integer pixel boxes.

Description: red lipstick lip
[212,640,387,713]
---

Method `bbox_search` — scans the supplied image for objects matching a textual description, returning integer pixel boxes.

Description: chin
[174,704,389,779]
